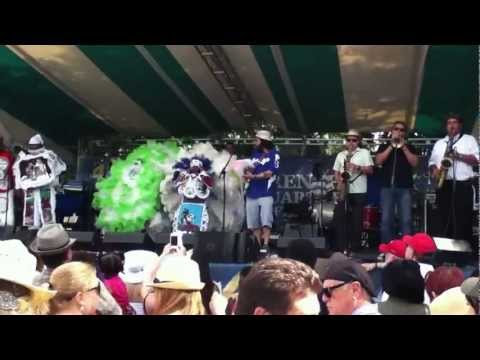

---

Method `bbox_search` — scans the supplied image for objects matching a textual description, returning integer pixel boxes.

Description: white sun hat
[120,250,159,284]
[147,255,204,291]
[0,240,56,297]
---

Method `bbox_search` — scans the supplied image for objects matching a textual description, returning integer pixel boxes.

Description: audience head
[430,286,476,315]
[0,240,55,315]
[120,250,159,302]
[379,239,406,263]
[382,260,425,304]
[322,259,376,315]
[120,250,159,285]
[239,265,252,287]
[403,233,436,260]
[285,239,317,268]
[315,252,349,282]
[236,258,321,315]
[425,266,464,300]
[49,262,100,315]
[99,253,124,279]
[145,255,206,315]
[461,277,479,314]
[29,224,76,268]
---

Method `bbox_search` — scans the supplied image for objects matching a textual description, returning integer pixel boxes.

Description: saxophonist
[428,115,479,253]
[332,130,374,254]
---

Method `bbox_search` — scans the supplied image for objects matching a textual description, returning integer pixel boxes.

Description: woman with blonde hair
[49,262,101,315]
[143,252,206,315]
[0,240,55,315]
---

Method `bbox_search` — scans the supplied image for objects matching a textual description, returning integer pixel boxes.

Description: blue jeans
[380,187,412,243]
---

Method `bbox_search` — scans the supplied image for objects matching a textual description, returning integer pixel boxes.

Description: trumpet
[391,137,403,149]
[435,142,455,189]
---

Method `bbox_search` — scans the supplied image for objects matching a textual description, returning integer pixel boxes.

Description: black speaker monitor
[191,232,237,264]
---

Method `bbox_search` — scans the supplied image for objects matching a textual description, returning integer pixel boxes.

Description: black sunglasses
[393,127,406,132]
[322,282,352,298]
[346,138,358,143]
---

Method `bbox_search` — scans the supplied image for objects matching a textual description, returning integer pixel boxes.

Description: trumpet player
[333,130,373,254]
[375,121,419,244]
[428,115,479,250]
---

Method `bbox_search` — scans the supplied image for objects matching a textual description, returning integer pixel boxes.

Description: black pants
[436,180,475,249]
[333,193,366,253]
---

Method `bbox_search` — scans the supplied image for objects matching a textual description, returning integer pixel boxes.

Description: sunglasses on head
[393,127,406,132]
[346,138,358,143]
[322,281,352,298]
[86,282,101,295]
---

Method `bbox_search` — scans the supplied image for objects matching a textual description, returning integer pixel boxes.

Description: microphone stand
[221,154,234,233]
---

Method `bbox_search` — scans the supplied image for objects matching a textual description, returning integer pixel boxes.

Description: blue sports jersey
[246,149,280,199]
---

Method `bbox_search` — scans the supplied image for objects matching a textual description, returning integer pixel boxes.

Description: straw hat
[30,224,76,255]
[345,130,361,139]
[120,250,159,284]
[255,130,272,142]
[430,286,476,315]
[147,255,204,291]
[0,240,56,297]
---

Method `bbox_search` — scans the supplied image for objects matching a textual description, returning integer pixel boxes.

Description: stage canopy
[0,45,478,163]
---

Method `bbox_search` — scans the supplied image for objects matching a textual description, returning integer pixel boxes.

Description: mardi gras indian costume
[92,141,179,233]
[169,156,215,232]
[157,143,248,233]
[0,146,15,234]
[13,135,66,229]
[93,141,247,234]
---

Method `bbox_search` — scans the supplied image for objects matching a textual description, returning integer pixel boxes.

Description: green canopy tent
[0,45,477,167]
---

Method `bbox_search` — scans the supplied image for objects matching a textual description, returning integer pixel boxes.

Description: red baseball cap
[403,233,437,256]
[379,240,407,258]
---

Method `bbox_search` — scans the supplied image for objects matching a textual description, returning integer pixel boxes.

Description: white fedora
[255,130,273,142]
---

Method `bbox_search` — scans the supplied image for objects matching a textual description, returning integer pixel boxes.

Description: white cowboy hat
[255,130,273,142]
[120,250,159,284]
[0,240,56,297]
[147,255,205,291]
[30,224,76,255]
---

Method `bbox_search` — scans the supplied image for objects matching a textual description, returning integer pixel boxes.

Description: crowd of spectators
[0,223,478,316]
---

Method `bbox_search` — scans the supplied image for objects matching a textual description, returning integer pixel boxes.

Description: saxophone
[337,151,353,202]
[435,139,454,189]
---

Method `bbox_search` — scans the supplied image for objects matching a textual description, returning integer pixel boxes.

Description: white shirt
[333,148,374,194]
[352,302,380,315]
[428,134,479,181]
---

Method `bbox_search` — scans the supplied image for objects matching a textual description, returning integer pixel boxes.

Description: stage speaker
[191,232,238,264]
[277,236,327,250]
[103,232,145,244]
[432,237,474,267]
[9,230,36,246]
[68,231,95,244]
[149,232,196,246]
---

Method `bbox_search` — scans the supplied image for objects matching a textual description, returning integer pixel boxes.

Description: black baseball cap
[324,259,376,298]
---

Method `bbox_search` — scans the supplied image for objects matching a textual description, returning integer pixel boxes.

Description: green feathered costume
[92,141,179,232]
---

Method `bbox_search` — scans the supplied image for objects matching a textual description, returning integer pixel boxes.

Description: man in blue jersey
[244,130,280,257]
